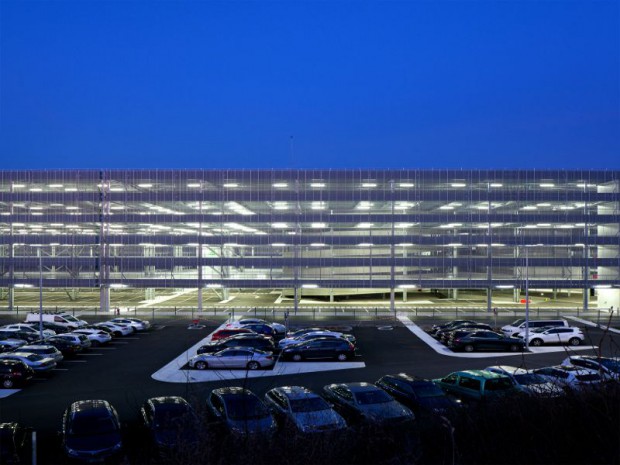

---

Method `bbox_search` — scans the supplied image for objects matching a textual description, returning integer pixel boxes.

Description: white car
[94,322,134,336]
[70,329,112,346]
[19,344,64,363]
[278,331,354,349]
[109,318,150,331]
[532,365,603,391]
[188,348,275,370]
[227,318,286,335]
[484,365,564,397]
[1,324,56,338]
[521,327,584,346]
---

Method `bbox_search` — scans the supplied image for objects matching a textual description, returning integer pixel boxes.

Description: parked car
[94,322,133,337]
[70,329,112,346]
[53,333,91,350]
[0,330,41,344]
[210,328,256,341]
[235,323,277,338]
[322,382,414,427]
[233,318,286,335]
[278,331,356,348]
[532,365,604,391]
[140,396,199,452]
[197,334,275,354]
[0,338,27,352]
[483,366,563,397]
[441,324,494,344]
[286,327,328,338]
[189,348,274,370]
[18,344,64,363]
[0,422,30,463]
[205,387,276,436]
[85,324,115,337]
[375,373,461,415]
[434,321,482,339]
[433,370,522,402]
[43,336,83,357]
[562,355,620,381]
[61,400,123,461]
[429,320,477,337]
[0,359,34,389]
[35,321,72,334]
[0,352,56,374]
[280,338,356,362]
[501,318,568,337]
[264,386,347,433]
[109,318,150,331]
[25,312,87,329]
[1,324,56,338]
[520,327,584,346]
[448,331,525,352]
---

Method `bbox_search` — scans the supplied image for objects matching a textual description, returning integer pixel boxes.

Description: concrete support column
[329,289,334,303]
[486,288,492,312]
[145,288,155,300]
[403,290,408,302]
[513,287,521,303]
[100,286,110,312]
[8,287,14,311]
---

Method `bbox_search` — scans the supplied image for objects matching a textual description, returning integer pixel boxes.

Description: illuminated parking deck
[0,169,619,311]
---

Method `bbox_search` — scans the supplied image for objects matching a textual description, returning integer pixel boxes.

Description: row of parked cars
[187,320,358,370]
[55,350,620,462]
[0,312,150,389]
[429,318,585,352]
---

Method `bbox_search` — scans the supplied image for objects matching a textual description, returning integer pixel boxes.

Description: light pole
[524,244,530,351]
[38,247,44,340]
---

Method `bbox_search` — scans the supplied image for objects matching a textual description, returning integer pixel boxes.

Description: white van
[501,318,568,337]
[25,312,88,330]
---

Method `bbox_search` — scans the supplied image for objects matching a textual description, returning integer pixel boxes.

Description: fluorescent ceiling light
[451,183,466,187]
[361,183,377,188]
[301,284,318,289]
[223,183,238,188]
[310,183,325,188]
[540,183,555,188]
[310,243,325,247]
[272,183,288,188]
[399,183,414,188]
[311,223,327,228]
[398,284,417,289]
[137,183,153,188]
[490,183,503,187]
[357,243,374,247]
[356,223,373,228]
[187,183,201,188]
[48,184,63,188]
[12,184,25,188]
[496,285,514,289]
[271,243,287,247]
[271,223,288,228]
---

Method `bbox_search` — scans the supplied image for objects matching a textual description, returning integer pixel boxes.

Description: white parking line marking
[0,389,20,398]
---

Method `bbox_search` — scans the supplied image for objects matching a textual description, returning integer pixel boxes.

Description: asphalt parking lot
[0,315,617,464]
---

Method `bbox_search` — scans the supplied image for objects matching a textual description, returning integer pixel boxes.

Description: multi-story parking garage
[0,169,619,311]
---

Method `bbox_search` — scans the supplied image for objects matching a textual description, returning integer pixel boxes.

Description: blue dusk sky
[0,0,618,170]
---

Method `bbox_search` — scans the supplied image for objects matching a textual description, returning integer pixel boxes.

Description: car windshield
[514,373,547,385]
[354,390,392,405]
[289,397,329,413]
[510,319,525,326]
[70,415,117,435]
[599,359,620,373]
[413,385,446,398]
[225,395,269,420]
[484,378,515,391]
[154,406,192,428]
[64,316,80,323]
[26,354,43,361]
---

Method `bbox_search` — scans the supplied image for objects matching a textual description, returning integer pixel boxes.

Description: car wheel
[247,361,260,370]
[509,344,519,352]
[568,337,581,346]
[195,361,208,370]
[2,378,14,389]
[336,353,348,361]
[463,345,474,353]
[292,354,303,362]
[530,339,543,347]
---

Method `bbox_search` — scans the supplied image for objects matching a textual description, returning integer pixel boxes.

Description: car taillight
[348,343,354,349]
[11,371,22,376]
[266,356,273,360]
[454,338,461,343]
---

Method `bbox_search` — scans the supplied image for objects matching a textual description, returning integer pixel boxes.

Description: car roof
[69,399,113,416]
[272,386,315,399]
[381,373,431,384]
[147,396,189,408]
[484,365,524,375]
[212,386,254,398]
[452,370,507,380]
[328,382,380,393]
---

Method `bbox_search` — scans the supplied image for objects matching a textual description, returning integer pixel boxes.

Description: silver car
[19,344,64,363]
[189,348,274,370]
[484,366,563,397]
[109,318,150,331]
[71,329,112,346]
[264,386,347,433]
[0,352,57,373]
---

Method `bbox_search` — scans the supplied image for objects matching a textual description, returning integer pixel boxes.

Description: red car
[210,328,255,341]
